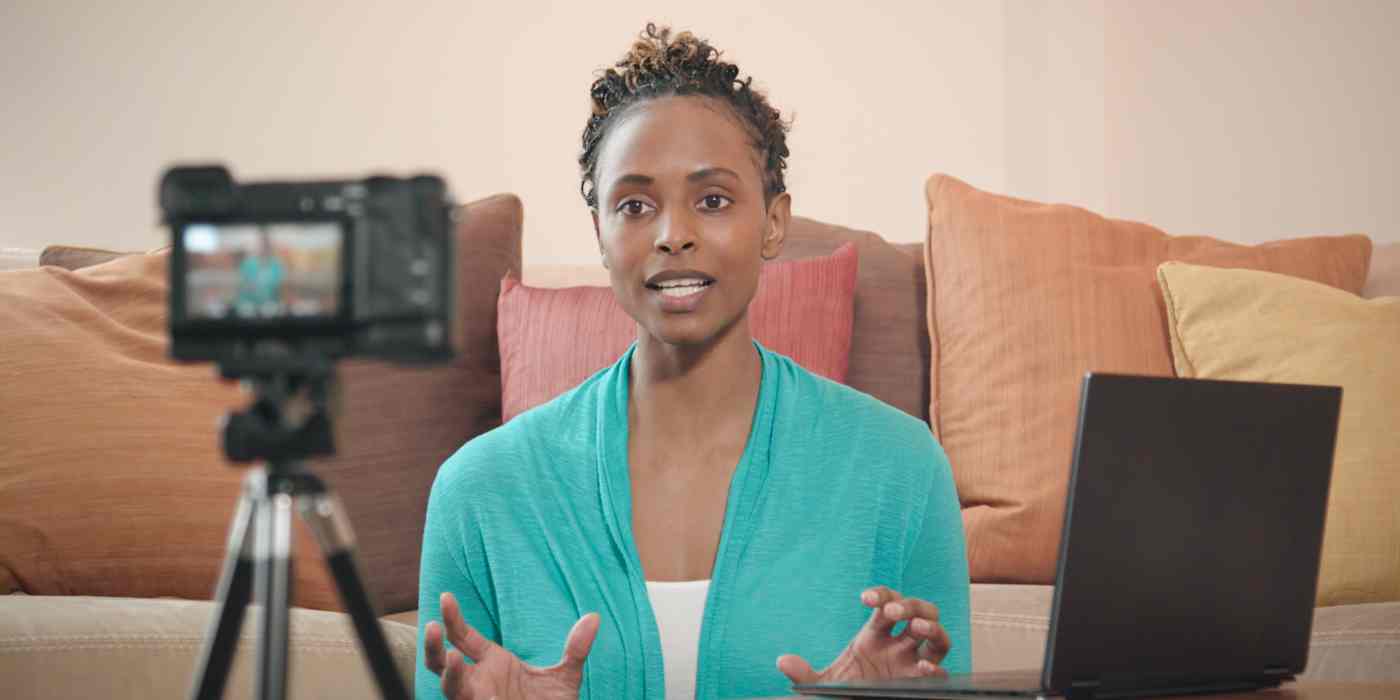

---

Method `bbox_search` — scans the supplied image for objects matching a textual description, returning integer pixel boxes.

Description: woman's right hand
[424,592,601,700]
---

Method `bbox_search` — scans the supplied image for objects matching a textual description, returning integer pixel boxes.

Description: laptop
[797,373,1342,700]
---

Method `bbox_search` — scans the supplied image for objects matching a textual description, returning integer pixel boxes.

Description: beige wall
[3,1,1396,264]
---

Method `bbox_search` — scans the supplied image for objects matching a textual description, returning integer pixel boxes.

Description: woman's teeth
[654,279,711,297]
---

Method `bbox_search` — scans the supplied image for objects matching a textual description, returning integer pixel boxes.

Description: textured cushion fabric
[0,194,522,613]
[923,173,1373,584]
[0,593,417,700]
[968,584,1053,673]
[1157,262,1400,606]
[1306,602,1400,682]
[775,218,931,423]
[1364,242,1400,298]
[498,242,858,422]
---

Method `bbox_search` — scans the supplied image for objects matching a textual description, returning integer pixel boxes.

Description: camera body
[161,165,455,366]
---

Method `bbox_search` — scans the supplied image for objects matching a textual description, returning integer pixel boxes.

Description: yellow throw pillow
[1157,261,1400,606]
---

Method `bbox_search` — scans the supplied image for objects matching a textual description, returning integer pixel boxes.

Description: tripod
[188,360,409,700]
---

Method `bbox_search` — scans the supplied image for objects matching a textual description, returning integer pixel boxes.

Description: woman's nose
[655,211,697,255]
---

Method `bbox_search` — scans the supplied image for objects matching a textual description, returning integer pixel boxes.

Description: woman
[417,24,970,700]
[234,227,284,316]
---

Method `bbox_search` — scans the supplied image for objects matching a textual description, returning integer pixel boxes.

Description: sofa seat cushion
[966,584,1400,681]
[0,593,417,700]
[1308,602,1400,681]
[968,583,1053,673]
[340,587,1400,682]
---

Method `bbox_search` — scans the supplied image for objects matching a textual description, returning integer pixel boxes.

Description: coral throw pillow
[499,242,857,422]
[924,173,1373,585]
[1158,261,1400,606]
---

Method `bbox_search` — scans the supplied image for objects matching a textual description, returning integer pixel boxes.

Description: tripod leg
[189,487,257,700]
[255,491,295,700]
[303,493,410,700]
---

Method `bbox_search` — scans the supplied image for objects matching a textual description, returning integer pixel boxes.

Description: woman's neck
[628,318,762,452]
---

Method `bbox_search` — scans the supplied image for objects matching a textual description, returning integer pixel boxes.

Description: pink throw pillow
[498,242,857,422]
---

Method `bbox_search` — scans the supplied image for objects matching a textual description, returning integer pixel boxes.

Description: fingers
[441,649,473,699]
[860,585,898,610]
[916,659,947,678]
[559,613,601,671]
[424,621,446,674]
[916,620,953,663]
[887,597,940,626]
[441,592,495,663]
[884,597,948,661]
[776,654,821,685]
[858,586,903,639]
[864,588,946,642]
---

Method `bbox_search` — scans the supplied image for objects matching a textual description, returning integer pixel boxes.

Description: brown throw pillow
[924,173,1372,584]
[39,245,132,271]
[777,217,930,423]
[0,194,522,613]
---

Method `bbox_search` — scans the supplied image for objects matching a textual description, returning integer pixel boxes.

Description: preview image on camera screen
[183,222,342,321]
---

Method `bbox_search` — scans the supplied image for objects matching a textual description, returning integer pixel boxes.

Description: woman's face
[592,95,789,349]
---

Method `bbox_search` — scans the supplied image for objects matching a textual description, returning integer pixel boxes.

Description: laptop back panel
[1044,374,1341,695]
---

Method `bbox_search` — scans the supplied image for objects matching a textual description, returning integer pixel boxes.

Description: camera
[160,165,455,366]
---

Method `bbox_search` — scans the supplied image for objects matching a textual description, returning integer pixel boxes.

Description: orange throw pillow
[498,242,857,422]
[0,194,523,612]
[923,174,1372,584]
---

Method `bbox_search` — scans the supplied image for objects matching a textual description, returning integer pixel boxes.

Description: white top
[645,579,711,700]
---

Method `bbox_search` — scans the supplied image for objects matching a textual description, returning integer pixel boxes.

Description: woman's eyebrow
[610,173,654,189]
[687,167,739,182]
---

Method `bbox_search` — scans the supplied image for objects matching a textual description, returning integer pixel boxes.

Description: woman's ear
[761,192,792,260]
[592,210,609,270]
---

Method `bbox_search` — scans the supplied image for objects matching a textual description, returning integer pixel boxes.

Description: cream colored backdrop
[3,1,1397,264]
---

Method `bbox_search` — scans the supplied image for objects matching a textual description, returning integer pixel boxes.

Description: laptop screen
[1044,374,1340,692]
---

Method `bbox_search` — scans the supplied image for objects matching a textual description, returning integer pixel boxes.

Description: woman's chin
[641,324,715,349]
[638,310,748,351]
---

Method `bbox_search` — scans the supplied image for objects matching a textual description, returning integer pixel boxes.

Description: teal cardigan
[416,341,970,699]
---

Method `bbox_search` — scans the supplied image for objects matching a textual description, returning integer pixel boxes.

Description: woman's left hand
[777,586,952,686]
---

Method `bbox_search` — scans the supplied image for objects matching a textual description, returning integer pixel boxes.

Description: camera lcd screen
[182,222,343,321]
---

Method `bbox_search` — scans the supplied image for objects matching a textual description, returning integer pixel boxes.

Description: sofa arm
[0,594,417,700]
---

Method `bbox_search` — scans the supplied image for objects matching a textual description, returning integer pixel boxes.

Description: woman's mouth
[647,278,714,310]
[651,279,713,297]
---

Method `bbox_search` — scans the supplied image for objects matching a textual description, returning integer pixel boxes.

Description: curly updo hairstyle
[579,23,790,210]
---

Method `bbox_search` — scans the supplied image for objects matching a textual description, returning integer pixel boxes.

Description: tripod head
[217,349,339,469]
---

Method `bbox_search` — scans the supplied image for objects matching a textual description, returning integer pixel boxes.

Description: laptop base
[796,669,1285,700]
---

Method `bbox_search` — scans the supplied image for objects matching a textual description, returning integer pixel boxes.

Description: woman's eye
[618,200,652,216]
[700,194,732,211]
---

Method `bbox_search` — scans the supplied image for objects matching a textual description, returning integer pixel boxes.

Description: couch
[2,179,1397,699]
